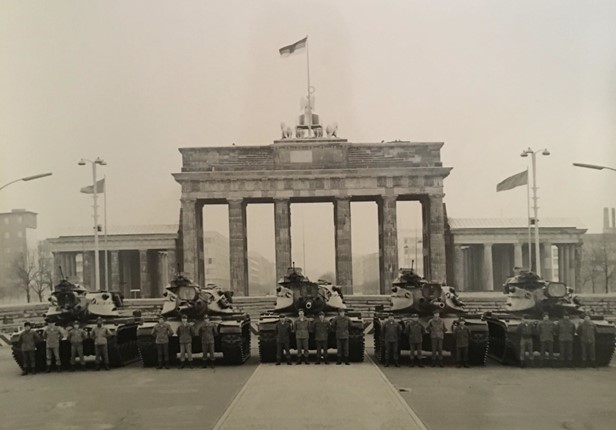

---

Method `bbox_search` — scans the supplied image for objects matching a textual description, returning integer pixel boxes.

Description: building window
[207,258,214,265]
[3,232,9,239]
[3,218,8,225]
[17,216,22,224]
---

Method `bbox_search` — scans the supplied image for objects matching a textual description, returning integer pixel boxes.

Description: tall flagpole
[104,175,109,291]
[306,35,312,135]
[526,168,532,270]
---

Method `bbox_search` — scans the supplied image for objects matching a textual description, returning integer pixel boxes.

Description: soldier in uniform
[331,308,352,365]
[404,314,424,367]
[537,313,555,367]
[43,320,65,372]
[275,314,292,365]
[91,317,112,370]
[556,313,575,367]
[577,314,597,368]
[176,314,194,368]
[426,311,446,367]
[312,311,330,364]
[18,322,41,375]
[516,315,535,368]
[453,317,471,368]
[198,314,218,368]
[294,309,310,364]
[382,315,401,367]
[152,315,173,369]
[67,320,87,371]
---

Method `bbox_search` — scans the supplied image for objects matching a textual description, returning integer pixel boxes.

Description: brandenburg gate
[174,113,451,296]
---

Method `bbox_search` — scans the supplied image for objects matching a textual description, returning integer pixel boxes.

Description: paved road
[0,348,257,430]
[2,341,616,430]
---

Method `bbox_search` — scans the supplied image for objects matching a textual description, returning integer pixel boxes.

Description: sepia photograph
[1,1,615,429]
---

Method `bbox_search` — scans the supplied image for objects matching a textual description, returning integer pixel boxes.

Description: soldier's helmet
[318,311,325,316]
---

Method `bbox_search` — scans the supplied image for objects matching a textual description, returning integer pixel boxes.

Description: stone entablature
[179,141,445,173]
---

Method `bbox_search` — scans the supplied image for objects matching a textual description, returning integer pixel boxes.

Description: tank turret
[273,266,345,315]
[46,279,124,323]
[389,268,465,314]
[502,269,580,316]
[160,274,236,319]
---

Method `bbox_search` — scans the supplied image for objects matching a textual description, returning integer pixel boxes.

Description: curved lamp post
[0,172,53,192]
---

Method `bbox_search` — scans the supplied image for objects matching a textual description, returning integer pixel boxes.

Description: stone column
[156,251,167,297]
[52,253,62,283]
[556,245,564,282]
[567,244,576,289]
[110,251,120,291]
[334,198,353,295]
[167,249,177,282]
[274,199,292,280]
[195,201,205,286]
[513,243,523,268]
[378,195,398,294]
[540,242,552,279]
[139,249,150,298]
[561,245,570,285]
[574,244,582,292]
[453,245,465,291]
[228,199,249,296]
[181,197,199,283]
[482,244,494,291]
[428,194,447,283]
[82,252,94,289]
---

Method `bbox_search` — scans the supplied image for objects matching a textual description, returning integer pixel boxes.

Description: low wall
[2,293,616,334]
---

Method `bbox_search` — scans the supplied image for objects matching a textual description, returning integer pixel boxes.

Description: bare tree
[12,251,37,303]
[580,233,616,294]
[32,249,54,302]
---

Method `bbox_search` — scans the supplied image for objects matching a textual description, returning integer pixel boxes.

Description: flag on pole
[496,170,528,192]
[279,37,307,57]
[80,178,105,194]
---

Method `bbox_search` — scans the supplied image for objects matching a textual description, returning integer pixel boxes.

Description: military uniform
[331,314,352,364]
[198,321,218,367]
[537,319,555,364]
[293,317,311,363]
[176,323,194,367]
[453,324,471,367]
[426,316,446,366]
[577,319,597,366]
[556,317,575,364]
[275,318,293,364]
[43,325,65,371]
[381,319,401,367]
[152,321,173,368]
[404,319,425,367]
[18,329,41,374]
[516,320,534,367]
[67,327,88,369]
[91,325,112,370]
[312,318,330,364]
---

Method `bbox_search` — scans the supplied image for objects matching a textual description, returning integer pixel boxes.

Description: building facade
[0,209,38,297]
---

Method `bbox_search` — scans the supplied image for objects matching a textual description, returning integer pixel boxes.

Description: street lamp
[0,172,53,191]
[79,157,106,291]
[521,147,550,275]
[573,163,616,172]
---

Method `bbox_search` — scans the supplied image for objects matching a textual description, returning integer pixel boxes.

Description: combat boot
[336,359,342,365]
[345,359,350,365]
[395,361,400,368]
[457,362,462,368]
[157,364,163,369]
[409,359,415,368]
[438,360,444,368]
[315,358,321,365]
[46,365,52,373]
[21,369,28,376]
[95,364,101,371]
[187,362,193,369]
[275,361,281,366]
[210,360,215,369]
[296,357,302,365]
[57,366,62,373]
[202,360,207,369]
[104,364,110,371]
[463,362,470,368]
[385,361,390,368]
[286,358,292,365]
[592,361,597,368]
[417,359,424,368]
[179,362,185,369]
[519,360,525,368]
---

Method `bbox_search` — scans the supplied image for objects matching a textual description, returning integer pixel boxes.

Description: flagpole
[92,163,101,291]
[104,175,109,291]
[306,35,312,136]
[526,167,532,270]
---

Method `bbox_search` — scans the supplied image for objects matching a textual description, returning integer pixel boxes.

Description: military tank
[10,278,140,371]
[136,273,251,366]
[373,267,489,365]
[258,266,365,362]
[485,269,616,366]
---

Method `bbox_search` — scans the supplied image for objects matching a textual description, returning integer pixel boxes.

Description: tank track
[258,331,277,363]
[349,328,365,362]
[373,319,384,363]
[468,335,489,366]
[137,334,159,367]
[11,343,47,372]
[221,332,251,364]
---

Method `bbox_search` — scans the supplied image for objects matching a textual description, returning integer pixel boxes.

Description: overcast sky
[1,1,615,276]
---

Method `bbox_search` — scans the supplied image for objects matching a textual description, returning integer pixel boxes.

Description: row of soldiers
[17,318,113,375]
[516,313,599,368]
[274,308,354,365]
[380,311,471,368]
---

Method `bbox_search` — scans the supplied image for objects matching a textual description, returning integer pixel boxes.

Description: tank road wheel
[349,329,365,362]
[137,335,158,367]
[373,319,384,363]
[221,333,249,364]
[258,331,277,363]
[111,326,139,367]
[468,336,489,366]
[11,345,25,371]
